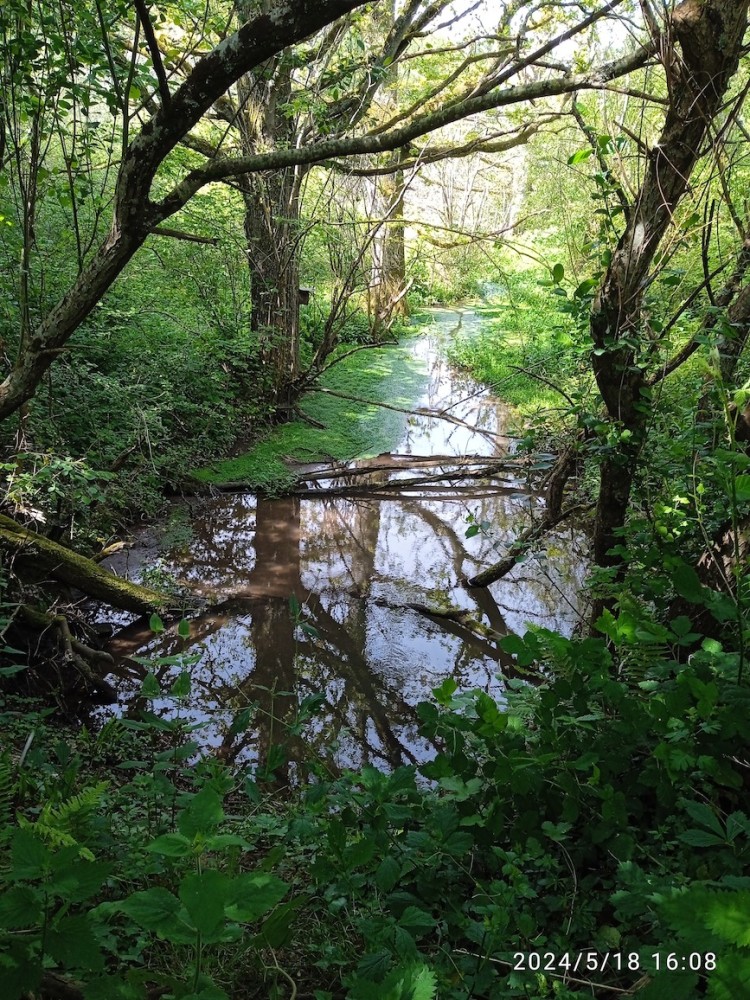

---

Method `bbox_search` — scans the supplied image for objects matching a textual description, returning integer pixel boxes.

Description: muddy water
[102,309,587,770]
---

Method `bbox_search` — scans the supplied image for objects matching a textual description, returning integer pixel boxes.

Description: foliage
[2,567,750,998]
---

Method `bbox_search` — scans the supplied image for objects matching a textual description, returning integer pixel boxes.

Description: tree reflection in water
[103,310,588,772]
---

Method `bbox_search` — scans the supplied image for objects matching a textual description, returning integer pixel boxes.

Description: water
[101,308,587,770]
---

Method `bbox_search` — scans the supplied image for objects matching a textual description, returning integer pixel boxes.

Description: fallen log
[465,503,592,588]
[0,513,169,614]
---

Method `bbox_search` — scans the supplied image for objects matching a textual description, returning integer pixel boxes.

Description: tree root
[18,605,118,703]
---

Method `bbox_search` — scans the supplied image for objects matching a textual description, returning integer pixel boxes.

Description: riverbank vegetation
[3,1,750,997]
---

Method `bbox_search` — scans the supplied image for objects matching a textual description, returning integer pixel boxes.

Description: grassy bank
[193,328,428,492]
[446,268,588,414]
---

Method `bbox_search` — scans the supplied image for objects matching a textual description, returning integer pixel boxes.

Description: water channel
[101,308,587,770]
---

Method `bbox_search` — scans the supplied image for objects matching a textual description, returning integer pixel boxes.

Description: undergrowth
[2,563,750,999]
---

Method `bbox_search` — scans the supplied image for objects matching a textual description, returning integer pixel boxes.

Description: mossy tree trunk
[0,514,169,615]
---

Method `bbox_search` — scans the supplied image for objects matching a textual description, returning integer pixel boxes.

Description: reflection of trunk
[371,148,409,339]
[246,496,303,782]
[589,2,748,590]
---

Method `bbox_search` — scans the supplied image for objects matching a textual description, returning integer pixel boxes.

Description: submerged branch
[465,503,592,588]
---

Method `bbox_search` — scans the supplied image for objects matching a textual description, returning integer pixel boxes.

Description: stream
[100,308,588,771]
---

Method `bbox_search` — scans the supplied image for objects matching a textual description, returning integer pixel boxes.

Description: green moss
[193,331,427,492]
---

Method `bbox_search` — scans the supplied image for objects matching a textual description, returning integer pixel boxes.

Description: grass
[193,331,427,492]
[446,268,587,414]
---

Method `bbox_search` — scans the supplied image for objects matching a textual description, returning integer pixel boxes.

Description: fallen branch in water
[465,502,593,588]
[370,597,542,677]
[290,462,521,498]
[309,386,508,445]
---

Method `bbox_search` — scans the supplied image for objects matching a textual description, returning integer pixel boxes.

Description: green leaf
[678,829,726,847]
[568,148,594,165]
[375,856,401,893]
[702,891,750,946]
[682,800,725,838]
[170,671,191,698]
[0,886,43,928]
[179,871,229,938]
[119,887,181,930]
[735,476,750,502]
[255,897,303,949]
[575,277,599,298]
[177,619,191,639]
[10,829,50,880]
[146,834,192,858]
[140,672,161,698]
[149,613,164,634]
[672,563,705,604]
[47,915,104,971]
[399,906,437,938]
[552,263,565,283]
[343,837,376,870]
[48,861,112,903]
[226,872,287,923]
[178,787,224,838]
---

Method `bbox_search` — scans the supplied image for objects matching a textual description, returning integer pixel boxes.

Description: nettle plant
[0,665,293,1000]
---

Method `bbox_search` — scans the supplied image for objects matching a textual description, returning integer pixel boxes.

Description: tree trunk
[243,174,302,409]
[589,0,749,585]
[371,149,409,339]
[0,514,169,614]
[234,3,304,412]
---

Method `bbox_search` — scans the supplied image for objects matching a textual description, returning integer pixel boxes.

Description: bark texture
[589,0,749,575]
[0,514,168,614]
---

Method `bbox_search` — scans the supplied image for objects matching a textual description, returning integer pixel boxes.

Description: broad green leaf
[178,787,224,838]
[179,871,229,938]
[255,897,303,949]
[48,861,112,903]
[177,619,191,639]
[568,148,593,165]
[735,476,750,502]
[399,906,437,937]
[149,614,164,634]
[682,801,725,838]
[140,672,160,698]
[146,834,191,858]
[170,671,191,698]
[703,892,750,946]
[375,856,401,893]
[672,563,704,603]
[47,915,105,971]
[678,829,726,847]
[552,262,565,283]
[225,872,287,923]
[0,886,43,928]
[10,829,50,880]
[119,887,180,930]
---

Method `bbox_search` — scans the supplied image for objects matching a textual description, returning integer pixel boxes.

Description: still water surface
[102,309,587,769]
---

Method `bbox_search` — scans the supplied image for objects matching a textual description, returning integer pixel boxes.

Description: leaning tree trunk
[589,0,749,585]
[0,513,169,614]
